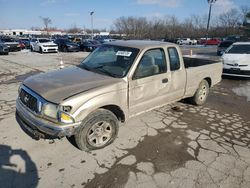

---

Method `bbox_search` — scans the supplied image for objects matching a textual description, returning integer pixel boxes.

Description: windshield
[90,40,100,45]
[39,39,51,43]
[2,38,15,42]
[219,41,233,47]
[79,44,140,78]
[226,44,250,54]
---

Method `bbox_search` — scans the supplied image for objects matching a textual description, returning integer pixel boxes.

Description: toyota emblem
[24,95,29,103]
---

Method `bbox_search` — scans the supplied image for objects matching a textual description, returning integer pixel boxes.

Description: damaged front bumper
[16,99,81,139]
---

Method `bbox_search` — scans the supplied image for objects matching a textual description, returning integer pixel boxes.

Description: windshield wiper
[93,66,118,78]
[79,64,118,78]
[79,63,91,71]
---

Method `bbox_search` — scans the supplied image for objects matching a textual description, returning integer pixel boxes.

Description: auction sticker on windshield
[116,51,132,57]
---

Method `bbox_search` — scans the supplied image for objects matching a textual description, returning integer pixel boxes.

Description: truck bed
[183,55,221,68]
[183,55,223,98]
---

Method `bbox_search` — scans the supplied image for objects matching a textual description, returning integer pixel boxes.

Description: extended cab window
[168,47,180,71]
[134,49,167,79]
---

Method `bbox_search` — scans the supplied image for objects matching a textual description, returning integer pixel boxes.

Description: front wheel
[74,109,119,151]
[190,80,209,105]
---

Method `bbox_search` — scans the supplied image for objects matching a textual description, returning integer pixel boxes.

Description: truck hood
[23,66,121,103]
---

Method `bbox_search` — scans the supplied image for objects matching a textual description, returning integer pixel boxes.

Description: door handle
[162,78,168,83]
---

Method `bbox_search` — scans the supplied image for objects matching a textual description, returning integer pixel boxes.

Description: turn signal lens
[60,112,74,124]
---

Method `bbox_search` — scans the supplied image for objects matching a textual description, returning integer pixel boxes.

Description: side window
[168,47,180,71]
[134,48,167,79]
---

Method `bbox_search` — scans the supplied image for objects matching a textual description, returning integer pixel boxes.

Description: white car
[177,38,197,45]
[30,38,58,53]
[222,42,250,77]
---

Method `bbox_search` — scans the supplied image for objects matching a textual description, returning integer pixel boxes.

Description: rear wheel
[74,109,119,151]
[190,80,209,105]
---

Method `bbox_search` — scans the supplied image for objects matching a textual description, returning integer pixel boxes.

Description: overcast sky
[0,0,249,30]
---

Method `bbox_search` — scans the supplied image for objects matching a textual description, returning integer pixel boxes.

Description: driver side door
[128,48,171,116]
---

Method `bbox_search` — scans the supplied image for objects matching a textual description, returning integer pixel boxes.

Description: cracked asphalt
[0,48,250,188]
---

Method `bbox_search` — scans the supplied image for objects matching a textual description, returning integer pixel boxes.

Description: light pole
[206,0,217,44]
[90,11,94,39]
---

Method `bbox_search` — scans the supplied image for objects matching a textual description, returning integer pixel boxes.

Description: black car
[54,38,80,52]
[217,40,234,56]
[0,39,9,55]
[1,37,21,52]
[80,40,101,52]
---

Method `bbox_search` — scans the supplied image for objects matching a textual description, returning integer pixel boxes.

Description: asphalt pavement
[0,47,250,188]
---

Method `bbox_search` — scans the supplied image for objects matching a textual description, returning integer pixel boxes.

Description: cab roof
[107,40,176,49]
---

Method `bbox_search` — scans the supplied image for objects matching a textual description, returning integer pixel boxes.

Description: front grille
[45,45,57,47]
[48,48,57,51]
[223,69,250,76]
[19,89,38,113]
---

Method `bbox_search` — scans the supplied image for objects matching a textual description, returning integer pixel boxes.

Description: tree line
[113,7,250,40]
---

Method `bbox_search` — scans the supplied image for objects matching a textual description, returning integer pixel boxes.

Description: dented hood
[23,66,120,103]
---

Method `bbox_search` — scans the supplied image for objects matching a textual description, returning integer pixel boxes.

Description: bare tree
[114,16,148,39]
[67,24,81,34]
[216,8,241,36]
[40,17,52,34]
[112,5,249,40]
[243,12,250,36]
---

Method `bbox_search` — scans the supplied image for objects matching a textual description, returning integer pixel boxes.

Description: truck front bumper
[16,99,81,139]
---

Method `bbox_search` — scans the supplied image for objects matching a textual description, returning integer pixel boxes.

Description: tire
[30,46,33,52]
[74,109,119,151]
[63,46,68,52]
[189,80,209,105]
[39,47,43,54]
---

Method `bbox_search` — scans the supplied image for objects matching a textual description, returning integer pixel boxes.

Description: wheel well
[204,77,212,87]
[101,105,125,123]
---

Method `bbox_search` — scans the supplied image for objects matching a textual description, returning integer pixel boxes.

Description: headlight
[43,103,58,119]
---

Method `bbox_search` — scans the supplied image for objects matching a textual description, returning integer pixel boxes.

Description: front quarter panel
[72,89,128,122]
[60,81,128,123]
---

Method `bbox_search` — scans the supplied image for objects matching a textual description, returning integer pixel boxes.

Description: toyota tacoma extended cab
[16,40,222,151]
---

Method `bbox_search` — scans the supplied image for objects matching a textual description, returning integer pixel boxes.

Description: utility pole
[90,11,94,39]
[206,0,217,44]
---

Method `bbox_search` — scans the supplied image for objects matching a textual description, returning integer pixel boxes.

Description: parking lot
[1,47,250,188]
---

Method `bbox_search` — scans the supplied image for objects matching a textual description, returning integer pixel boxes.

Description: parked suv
[0,39,9,55]
[1,37,21,52]
[30,38,58,53]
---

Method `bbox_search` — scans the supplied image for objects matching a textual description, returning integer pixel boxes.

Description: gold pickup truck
[16,40,222,151]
